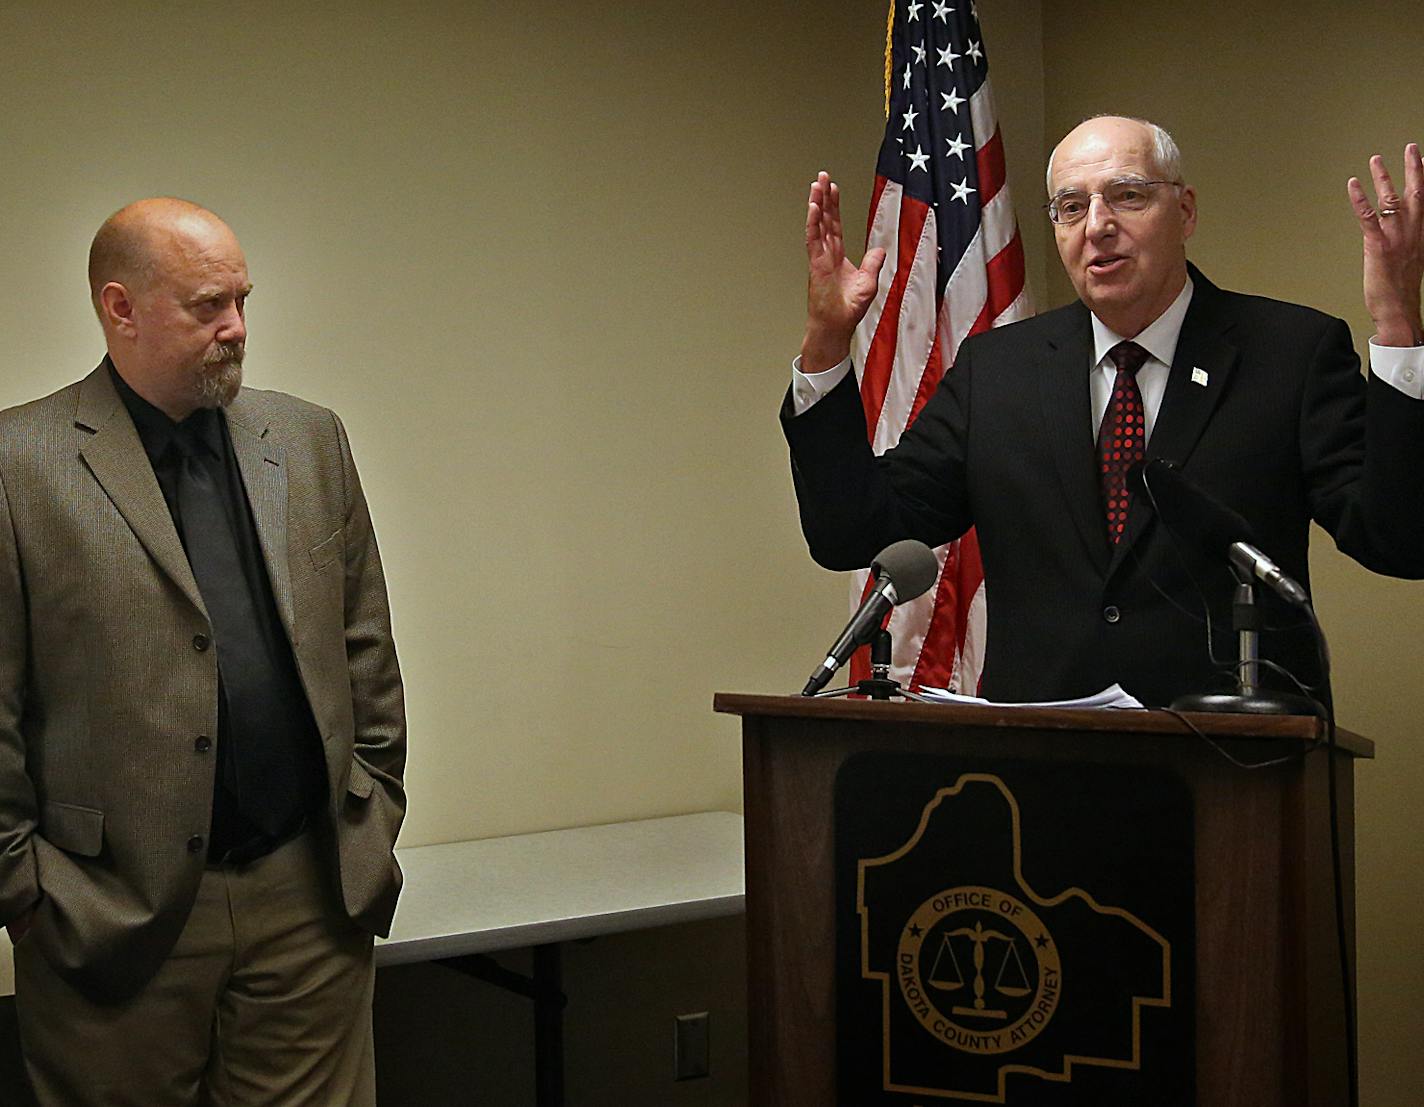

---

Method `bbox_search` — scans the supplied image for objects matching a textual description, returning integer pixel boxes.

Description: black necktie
[1097,341,1150,545]
[173,424,295,835]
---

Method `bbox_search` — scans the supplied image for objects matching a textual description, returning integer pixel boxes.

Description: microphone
[802,539,939,696]
[1135,459,1310,606]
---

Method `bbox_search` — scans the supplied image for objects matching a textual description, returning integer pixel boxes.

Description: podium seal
[897,885,1061,1055]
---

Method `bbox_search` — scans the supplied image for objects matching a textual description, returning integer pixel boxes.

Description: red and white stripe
[848,78,1032,693]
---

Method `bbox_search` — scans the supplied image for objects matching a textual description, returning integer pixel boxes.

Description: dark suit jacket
[783,268,1424,706]
[0,364,407,999]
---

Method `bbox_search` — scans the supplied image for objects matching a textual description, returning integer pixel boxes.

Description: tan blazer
[0,365,407,1000]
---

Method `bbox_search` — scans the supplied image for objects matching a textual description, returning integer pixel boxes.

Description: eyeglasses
[1045,178,1181,225]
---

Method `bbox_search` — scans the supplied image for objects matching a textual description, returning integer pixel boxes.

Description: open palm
[802,171,887,374]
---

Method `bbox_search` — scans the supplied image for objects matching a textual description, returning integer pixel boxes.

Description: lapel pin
[1191,367,1209,387]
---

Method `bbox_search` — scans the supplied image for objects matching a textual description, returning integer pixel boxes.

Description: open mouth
[1088,255,1129,274]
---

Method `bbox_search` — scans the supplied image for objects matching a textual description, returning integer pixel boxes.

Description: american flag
[848,0,1032,693]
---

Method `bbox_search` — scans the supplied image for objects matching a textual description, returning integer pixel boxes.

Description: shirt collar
[107,359,225,463]
[1089,275,1195,371]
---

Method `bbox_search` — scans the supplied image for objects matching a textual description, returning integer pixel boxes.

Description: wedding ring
[1380,208,1399,217]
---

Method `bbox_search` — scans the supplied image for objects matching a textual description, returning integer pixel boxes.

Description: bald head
[90,198,251,420]
[88,198,235,313]
[1046,116,1182,196]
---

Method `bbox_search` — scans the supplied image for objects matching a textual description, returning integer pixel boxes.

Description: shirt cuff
[1369,338,1424,400]
[790,355,853,416]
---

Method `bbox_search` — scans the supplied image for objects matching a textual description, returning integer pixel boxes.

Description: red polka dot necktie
[1097,340,1150,545]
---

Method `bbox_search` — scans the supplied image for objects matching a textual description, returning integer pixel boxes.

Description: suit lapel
[1106,271,1240,577]
[75,366,208,616]
[224,397,295,639]
[1145,294,1238,469]
[1038,306,1111,576]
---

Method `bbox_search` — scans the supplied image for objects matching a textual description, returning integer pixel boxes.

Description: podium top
[713,692,1373,759]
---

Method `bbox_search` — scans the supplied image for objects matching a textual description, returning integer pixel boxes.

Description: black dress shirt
[108,362,325,862]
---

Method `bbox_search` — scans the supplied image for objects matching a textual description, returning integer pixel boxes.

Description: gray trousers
[15,832,376,1106]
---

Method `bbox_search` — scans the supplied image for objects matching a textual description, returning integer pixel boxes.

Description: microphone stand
[810,629,937,703]
[1170,573,1317,715]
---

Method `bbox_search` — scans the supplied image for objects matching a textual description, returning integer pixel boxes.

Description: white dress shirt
[1087,278,1193,443]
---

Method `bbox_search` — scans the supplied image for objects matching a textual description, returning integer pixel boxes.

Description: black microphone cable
[1137,460,1357,1107]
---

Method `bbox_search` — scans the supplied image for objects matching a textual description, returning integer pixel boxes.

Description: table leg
[533,944,564,1107]
[438,945,568,1105]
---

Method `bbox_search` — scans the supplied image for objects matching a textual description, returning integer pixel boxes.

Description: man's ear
[99,282,137,337]
[1178,185,1198,242]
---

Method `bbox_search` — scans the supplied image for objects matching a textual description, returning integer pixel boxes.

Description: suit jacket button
[195,735,212,753]
[187,835,205,853]
[1103,605,1121,624]
[193,634,211,652]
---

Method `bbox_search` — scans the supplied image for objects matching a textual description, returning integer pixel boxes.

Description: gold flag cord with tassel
[884,2,895,119]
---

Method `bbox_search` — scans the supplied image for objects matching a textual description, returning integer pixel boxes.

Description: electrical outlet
[674,1011,710,1081]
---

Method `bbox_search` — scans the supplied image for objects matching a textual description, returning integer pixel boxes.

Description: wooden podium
[714,693,1371,1107]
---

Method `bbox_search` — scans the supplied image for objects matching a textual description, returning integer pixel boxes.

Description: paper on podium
[915,682,1145,710]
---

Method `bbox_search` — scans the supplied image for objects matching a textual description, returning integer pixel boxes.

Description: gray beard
[194,344,244,408]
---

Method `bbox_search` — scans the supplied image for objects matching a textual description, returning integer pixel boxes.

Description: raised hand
[1347,143,1424,347]
[801,171,887,374]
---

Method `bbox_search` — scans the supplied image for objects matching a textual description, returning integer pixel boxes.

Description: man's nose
[1084,193,1117,239]
[217,305,246,344]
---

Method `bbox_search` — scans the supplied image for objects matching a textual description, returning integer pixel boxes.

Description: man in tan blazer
[0,198,407,1105]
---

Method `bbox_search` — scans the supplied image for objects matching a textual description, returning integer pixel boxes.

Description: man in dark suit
[783,116,1424,705]
[0,198,407,1104]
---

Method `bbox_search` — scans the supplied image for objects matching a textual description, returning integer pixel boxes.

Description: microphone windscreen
[1135,458,1258,556]
[870,539,939,603]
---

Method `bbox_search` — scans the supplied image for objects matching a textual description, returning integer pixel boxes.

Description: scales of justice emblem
[896,885,1061,1056]
[852,773,1178,1101]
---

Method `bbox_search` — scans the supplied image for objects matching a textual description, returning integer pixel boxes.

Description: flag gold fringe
[884,2,894,119]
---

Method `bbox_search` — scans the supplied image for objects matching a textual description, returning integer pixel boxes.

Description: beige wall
[1,0,1419,1102]
[0,0,1051,852]
[0,0,912,1098]
[0,0,894,852]
[1043,3,1424,1103]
